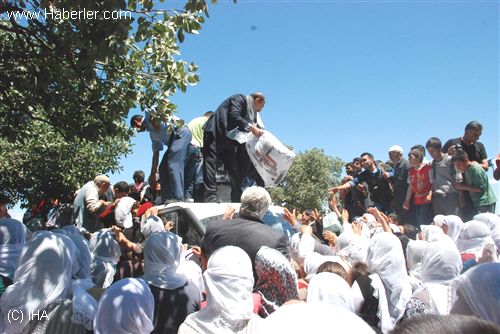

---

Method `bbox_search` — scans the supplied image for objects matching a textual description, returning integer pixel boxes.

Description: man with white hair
[73,174,111,232]
[386,145,410,217]
[200,186,288,264]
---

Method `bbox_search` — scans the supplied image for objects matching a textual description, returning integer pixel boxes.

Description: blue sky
[124,0,498,163]
[121,2,498,169]
[10,0,500,218]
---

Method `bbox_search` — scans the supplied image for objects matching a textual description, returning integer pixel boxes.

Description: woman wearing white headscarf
[474,213,500,251]
[0,218,26,294]
[450,262,500,326]
[61,225,86,237]
[289,230,316,265]
[93,278,155,334]
[456,220,497,264]
[419,225,450,242]
[178,246,262,334]
[140,214,166,238]
[335,231,369,264]
[303,252,349,282]
[0,231,90,334]
[351,262,393,333]
[406,240,429,292]
[89,229,121,289]
[143,231,201,333]
[307,272,355,312]
[256,303,375,334]
[66,233,101,331]
[433,215,464,242]
[367,232,412,326]
[401,240,462,322]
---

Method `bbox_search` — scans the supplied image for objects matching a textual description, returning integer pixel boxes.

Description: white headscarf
[289,232,315,264]
[70,278,98,331]
[67,234,91,279]
[0,232,77,334]
[420,225,450,242]
[0,218,26,280]
[182,246,256,334]
[256,303,375,333]
[303,252,325,281]
[89,229,121,289]
[473,213,500,253]
[368,273,393,333]
[142,230,187,289]
[367,232,412,324]
[406,240,429,292]
[415,240,462,315]
[456,220,493,258]
[93,278,155,334]
[66,233,97,330]
[140,214,165,239]
[62,224,86,237]
[451,263,500,325]
[433,215,464,242]
[335,231,369,264]
[362,213,377,226]
[177,254,204,295]
[307,272,354,312]
[352,214,378,238]
[303,253,348,282]
[50,230,84,280]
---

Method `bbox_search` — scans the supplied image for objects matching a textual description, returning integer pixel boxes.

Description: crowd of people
[1,116,499,334]
[332,121,498,227]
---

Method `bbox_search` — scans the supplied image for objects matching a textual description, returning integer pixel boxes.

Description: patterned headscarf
[255,246,299,317]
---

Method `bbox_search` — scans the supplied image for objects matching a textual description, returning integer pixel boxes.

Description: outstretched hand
[164,220,175,231]
[329,187,339,194]
[283,207,298,227]
[223,205,236,220]
[111,225,128,245]
[323,230,337,247]
[352,220,363,236]
[367,206,379,216]
[341,209,349,224]
[311,208,322,225]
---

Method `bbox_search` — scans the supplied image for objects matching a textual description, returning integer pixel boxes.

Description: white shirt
[114,197,136,229]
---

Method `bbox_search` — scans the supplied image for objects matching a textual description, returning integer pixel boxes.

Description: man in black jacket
[331,152,394,214]
[200,186,289,267]
[202,93,266,202]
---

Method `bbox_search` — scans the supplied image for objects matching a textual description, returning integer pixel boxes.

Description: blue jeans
[184,145,201,200]
[159,127,192,201]
[414,203,434,228]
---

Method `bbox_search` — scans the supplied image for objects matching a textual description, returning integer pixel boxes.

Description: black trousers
[202,131,218,202]
[202,136,263,203]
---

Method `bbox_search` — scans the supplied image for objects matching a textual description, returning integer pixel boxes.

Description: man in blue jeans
[131,112,192,203]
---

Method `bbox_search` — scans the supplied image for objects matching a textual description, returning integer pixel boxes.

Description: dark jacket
[203,94,257,147]
[201,215,289,263]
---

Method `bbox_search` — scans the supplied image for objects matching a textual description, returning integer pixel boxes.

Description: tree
[269,148,344,211]
[0,0,219,206]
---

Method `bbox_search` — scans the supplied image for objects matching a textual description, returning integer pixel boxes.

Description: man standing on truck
[202,93,265,203]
